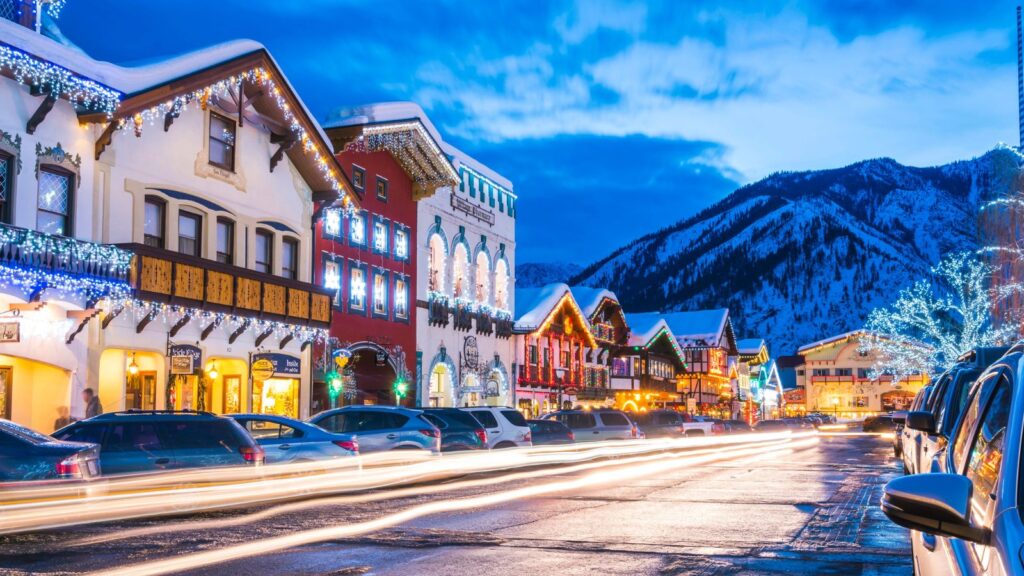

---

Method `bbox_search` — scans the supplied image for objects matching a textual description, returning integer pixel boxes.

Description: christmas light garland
[0,225,133,276]
[346,122,459,186]
[102,297,330,346]
[0,263,131,302]
[121,67,352,208]
[0,44,121,115]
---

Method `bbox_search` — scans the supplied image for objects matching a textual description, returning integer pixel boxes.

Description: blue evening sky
[61,1,1019,265]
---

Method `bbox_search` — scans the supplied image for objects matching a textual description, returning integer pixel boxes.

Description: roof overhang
[77,49,356,209]
[326,118,459,201]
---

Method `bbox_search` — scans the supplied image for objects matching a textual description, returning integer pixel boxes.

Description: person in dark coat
[82,388,103,419]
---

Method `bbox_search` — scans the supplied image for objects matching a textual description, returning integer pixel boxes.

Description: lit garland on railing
[102,298,330,346]
[44,0,68,19]
[0,45,121,115]
[0,225,133,276]
[647,326,688,367]
[0,263,131,302]
[121,67,352,208]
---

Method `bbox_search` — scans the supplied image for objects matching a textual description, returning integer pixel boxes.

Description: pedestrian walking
[83,388,103,419]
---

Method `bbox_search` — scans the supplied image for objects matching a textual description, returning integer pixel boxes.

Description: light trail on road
[0,432,807,534]
[89,435,819,576]
[69,436,797,547]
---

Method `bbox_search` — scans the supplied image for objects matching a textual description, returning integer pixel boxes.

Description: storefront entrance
[251,353,302,418]
[429,363,452,407]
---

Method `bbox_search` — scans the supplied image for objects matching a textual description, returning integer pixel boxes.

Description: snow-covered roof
[797,330,865,353]
[514,283,571,331]
[624,313,669,346]
[657,309,734,349]
[442,141,513,192]
[0,19,330,147]
[737,338,766,355]
[569,286,619,320]
[323,101,445,149]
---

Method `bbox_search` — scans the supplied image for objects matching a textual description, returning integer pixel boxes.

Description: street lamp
[554,367,567,410]
[831,396,839,421]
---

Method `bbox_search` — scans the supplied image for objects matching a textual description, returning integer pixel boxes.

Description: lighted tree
[860,251,1022,381]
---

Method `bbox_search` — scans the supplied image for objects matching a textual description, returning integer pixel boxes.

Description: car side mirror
[882,474,990,545]
[906,411,935,434]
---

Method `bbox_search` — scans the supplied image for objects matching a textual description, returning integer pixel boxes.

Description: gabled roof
[0,19,354,207]
[513,283,596,347]
[654,309,738,354]
[323,102,460,199]
[443,141,513,192]
[737,338,766,356]
[625,314,668,347]
[797,330,865,354]
[569,287,617,319]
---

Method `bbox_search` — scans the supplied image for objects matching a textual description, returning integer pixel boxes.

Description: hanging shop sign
[253,353,301,377]
[0,322,19,343]
[169,344,202,374]
[251,359,275,381]
[375,350,388,367]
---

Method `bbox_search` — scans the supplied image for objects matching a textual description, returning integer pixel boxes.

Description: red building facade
[311,118,456,410]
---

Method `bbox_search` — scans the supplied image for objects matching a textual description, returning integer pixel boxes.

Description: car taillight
[474,428,487,445]
[678,426,686,435]
[56,455,82,478]
[631,426,638,438]
[568,431,575,441]
[333,439,359,452]
[523,431,532,443]
[240,445,265,463]
[419,428,440,438]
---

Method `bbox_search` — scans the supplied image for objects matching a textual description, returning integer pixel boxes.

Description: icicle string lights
[118,67,352,207]
[0,44,121,115]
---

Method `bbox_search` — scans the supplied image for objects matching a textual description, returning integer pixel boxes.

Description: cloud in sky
[61,0,1019,264]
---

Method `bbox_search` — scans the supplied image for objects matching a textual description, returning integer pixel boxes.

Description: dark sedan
[862,415,898,433]
[527,419,575,445]
[0,419,101,481]
[420,408,487,452]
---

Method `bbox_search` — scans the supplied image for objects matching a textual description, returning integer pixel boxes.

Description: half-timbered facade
[660,309,738,415]
[609,314,688,412]
[513,284,597,417]
[570,287,628,407]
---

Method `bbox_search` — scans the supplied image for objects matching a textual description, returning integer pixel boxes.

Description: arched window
[494,258,509,310]
[451,243,469,299]
[428,234,446,293]
[475,251,490,304]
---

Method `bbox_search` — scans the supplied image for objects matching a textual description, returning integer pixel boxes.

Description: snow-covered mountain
[570,148,1023,356]
[517,262,583,288]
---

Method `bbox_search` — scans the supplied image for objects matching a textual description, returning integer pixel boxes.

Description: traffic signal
[393,378,409,400]
[327,370,342,400]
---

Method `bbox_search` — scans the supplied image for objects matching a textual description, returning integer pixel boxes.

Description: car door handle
[386,434,398,439]
[154,458,170,465]
[279,444,291,450]
[593,430,600,434]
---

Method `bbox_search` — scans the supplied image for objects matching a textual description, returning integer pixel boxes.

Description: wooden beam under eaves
[254,328,274,348]
[95,121,118,161]
[200,317,223,341]
[66,309,100,344]
[26,93,57,135]
[279,333,294,350]
[135,308,159,334]
[7,302,46,313]
[228,320,250,344]
[164,109,180,132]
[269,134,296,173]
[169,314,191,337]
[101,306,124,329]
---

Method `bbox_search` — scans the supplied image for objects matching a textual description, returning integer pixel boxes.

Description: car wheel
[494,441,517,450]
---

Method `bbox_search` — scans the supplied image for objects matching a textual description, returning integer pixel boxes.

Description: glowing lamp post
[832,396,840,421]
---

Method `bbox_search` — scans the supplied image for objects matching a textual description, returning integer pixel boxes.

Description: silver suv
[308,406,440,454]
[542,409,638,442]
[462,407,532,449]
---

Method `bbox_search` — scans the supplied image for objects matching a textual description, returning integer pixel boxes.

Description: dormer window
[351,165,365,191]
[208,112,236,171]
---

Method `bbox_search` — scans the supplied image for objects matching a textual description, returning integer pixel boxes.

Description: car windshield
[0,421,55,445]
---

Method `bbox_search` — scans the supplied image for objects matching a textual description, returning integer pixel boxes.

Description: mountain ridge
[569,147,1022,355]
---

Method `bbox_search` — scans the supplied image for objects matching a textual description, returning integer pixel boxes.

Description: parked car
[309,406,440,454]
[881,345,1021,575]
[461,407,532,448]
[901,346,1007,475]
[678,413,718,436]
[542,409,638,441]
[630,410,688,438]
[420,408,487,452]
[527,419,575,445]
[898,386,932,469]
[720,419,754,434]
[753,419,792,432]
[53,410,262,475]
[0,419,101,481]
[861,414,899,433]
[228,414,357,464]
[889,410,907,459]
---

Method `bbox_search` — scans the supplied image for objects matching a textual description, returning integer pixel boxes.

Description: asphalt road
[0,434,910,575]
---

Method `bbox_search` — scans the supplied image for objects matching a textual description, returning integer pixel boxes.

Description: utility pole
[1017,5,1023,147]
